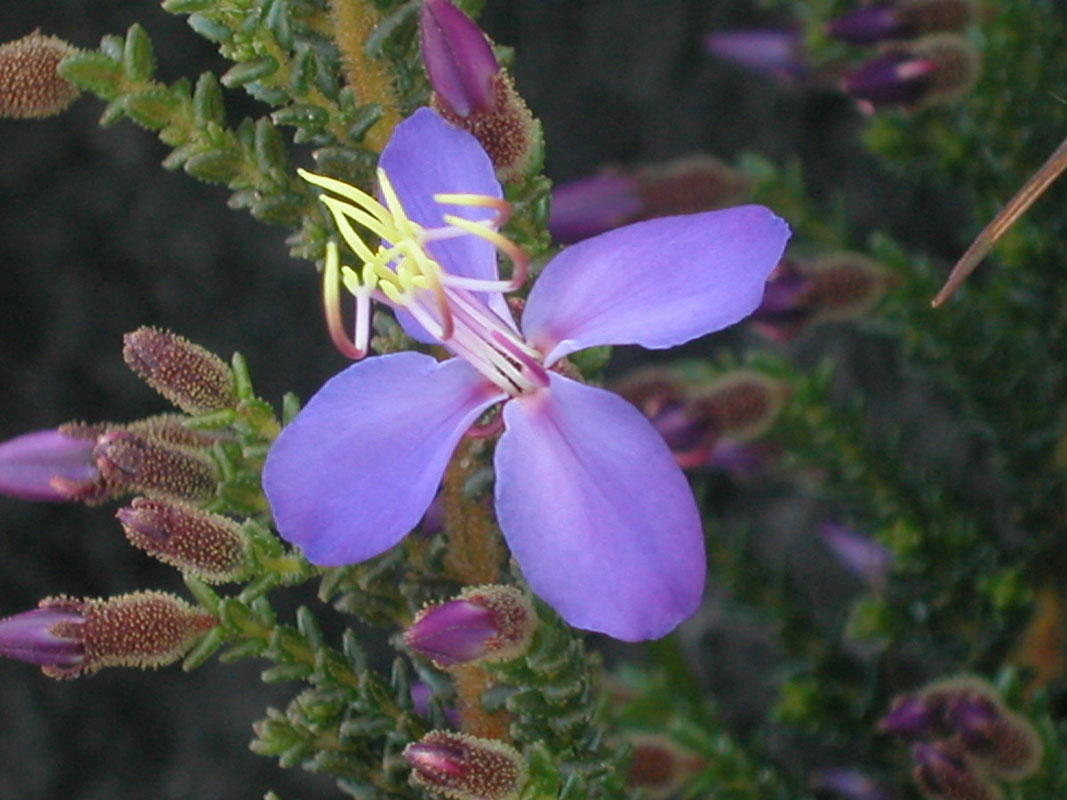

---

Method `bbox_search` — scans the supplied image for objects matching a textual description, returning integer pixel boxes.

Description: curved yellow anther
[441,213,529,291]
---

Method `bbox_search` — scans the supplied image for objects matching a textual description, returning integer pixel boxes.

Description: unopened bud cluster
[0,328,233,505]
[404,585,537,667]
[404,731,527,800]
[830,1,981,111]
[0,592,216,679]
[419,0,540,182]
[880,677,1042,800]
[615,367,786,471]
[751,253,895,340]
[625,734,704,799]
[0,31,80,118]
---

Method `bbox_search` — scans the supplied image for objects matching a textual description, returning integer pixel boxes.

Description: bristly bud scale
[0,31,80,119]
[404,731,527,800]
[93,429,218,502]
[842,34,979,112]
[912,741,1004,800]
[687,370,788,445]
[404,585,536,667]
[116,498,251,583]
[939,685,1042,780]
[0,428,100,502]
[123,327,237,415]
[828,1,977,45]
[0,592,216,679]
[419,0,540,182]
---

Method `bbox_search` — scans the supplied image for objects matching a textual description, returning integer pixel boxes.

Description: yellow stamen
[322,241,366,360]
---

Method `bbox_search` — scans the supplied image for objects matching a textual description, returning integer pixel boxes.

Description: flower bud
[0,31,80,119]
[811,769,895,800]
[1,592,216,679]
[123,327,237,415]
[819,522,893,590]
[404,731,527,800]
[704,29,807,82]
[829,1,976,45]
[0,428,99,502]
[912,741,1004,800]
[625,734,703,799]
[752,254,894,339]
[946,693,1042,780]
[687,370,788,445]
[93,429,218,502]
[420,0,539,182]
[842,35,979,111]
[116,498,251,583]
[880,693,943,739]
[550,156,750,243]
[404,585,536,667]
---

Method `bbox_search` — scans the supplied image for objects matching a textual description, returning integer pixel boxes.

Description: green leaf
[187,14,234,44]
[122,24,156,82]
[264,0,295,51]
[193,72,225,126]
[270,103,329,129]
[123,88,181,130]
[253,117,288,173]
[161,0,214,11]
[182,626,225,671]
[184,147,243,182]
[221,57,280,89]
[58,52,124,97]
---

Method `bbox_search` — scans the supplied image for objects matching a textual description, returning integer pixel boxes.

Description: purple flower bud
[829,1,977,44]
[704,29,807,81]
[123,327,237,415]
[94,429,218,502]
[912,741,1002,800]
[116,498,251,583]
[420,0,499,118]
[0,593,215,680]
[549,173,642,244]
[842,35,979,111]
[0,429,99,502]
[880,694,941,739]
[419,0,540,182]
[404,585,536,667]
[404,731,527,800]
[819,522,893,589]
[0,31,80,119]
[829,5,907,44]
[0,606,85,668]
[811,769,896,800]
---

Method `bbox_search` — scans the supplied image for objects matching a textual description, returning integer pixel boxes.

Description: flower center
[301,168,549,396]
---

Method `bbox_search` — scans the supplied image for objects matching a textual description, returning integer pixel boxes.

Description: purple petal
[0,429,98,502]
[521,206,790,365]
[379,109,514,340]
[495,374,705,640]
[263,353,504,565]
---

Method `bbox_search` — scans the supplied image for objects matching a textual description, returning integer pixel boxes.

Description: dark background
[0,2,943,798]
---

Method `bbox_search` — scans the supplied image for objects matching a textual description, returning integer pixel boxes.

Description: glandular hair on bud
[123,327,237,415]
[625,734,704,799]
[634,155,750,220]
[806,253,894,322]
[404,730,527,800]
[94,429,218,502]
[39,592,216,679]
[0,31,80,119]
[117,498,251,583]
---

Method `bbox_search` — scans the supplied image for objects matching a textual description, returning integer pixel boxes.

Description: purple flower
[0,428,98,502]
[819,522,893,589]
[0,605,85,668]
[262,109,789,641]
[420,0,500,118]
